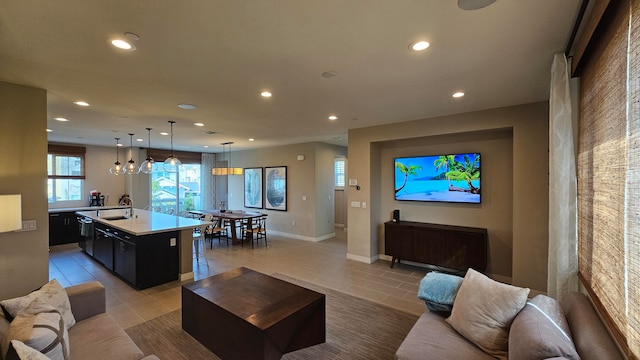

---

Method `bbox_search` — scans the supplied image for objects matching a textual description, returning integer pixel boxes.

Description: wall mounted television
[394,153,481,204]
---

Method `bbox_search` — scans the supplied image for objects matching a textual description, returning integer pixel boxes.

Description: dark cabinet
[49,212,82,246]
[93,227,114,270]
[114,237,137,285]
[385,221,487,272]
[91,222,178,289]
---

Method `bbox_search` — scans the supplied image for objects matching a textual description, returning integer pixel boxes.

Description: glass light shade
[110,161,123,175]
[124,159,140,175]
[0,194,22,233]
[164,155,182,173]
[139,158,157,174]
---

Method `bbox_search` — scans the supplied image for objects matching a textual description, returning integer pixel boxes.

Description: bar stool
[193,222,209,267]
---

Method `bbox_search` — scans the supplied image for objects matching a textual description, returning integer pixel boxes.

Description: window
[575,1,640,357]
[335,158,345,188]
[149,150,202,214]
[47,145,85,203]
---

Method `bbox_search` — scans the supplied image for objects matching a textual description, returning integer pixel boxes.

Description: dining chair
[207,217,229,247]
[242,216,267,248]
[165,208,175,215]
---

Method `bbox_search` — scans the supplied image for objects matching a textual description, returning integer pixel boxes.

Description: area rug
[126,274,419,360]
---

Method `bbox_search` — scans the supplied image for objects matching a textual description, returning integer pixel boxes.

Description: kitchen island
[76,208,212,289]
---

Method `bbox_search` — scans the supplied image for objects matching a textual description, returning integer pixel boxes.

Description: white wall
[228,142,347,240]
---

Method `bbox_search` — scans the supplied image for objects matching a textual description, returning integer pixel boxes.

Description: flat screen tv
[394,153,481,204]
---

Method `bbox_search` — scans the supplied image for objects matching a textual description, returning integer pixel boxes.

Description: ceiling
[0,1,583,153]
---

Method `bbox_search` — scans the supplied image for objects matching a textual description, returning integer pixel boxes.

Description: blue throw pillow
[417,272,464,313]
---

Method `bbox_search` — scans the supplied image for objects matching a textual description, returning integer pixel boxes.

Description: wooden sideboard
[384,221,487,272]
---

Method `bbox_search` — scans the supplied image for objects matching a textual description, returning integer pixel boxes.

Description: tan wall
[347,102,549,291]
[0,81,49,299]
[378,129,513,278]
[229,142,346,240]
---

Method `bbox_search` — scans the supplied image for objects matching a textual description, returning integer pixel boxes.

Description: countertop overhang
[76,208,212,236]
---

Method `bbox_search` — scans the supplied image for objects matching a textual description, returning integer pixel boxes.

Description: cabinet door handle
[120,241,125,251]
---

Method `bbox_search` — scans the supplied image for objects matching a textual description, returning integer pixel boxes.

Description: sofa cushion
[5,340,51,360]
[509,294,580,359]
[445,268,530,359]
[1,298,70,360]
[68,313,144,360]
[417,272,463,313]
[395,312,494,360]
[1,279,76,330]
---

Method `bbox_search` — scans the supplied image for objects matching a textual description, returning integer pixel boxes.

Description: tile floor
[49,227,428,330]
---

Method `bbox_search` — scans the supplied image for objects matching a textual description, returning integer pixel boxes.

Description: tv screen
[394,153,480,203]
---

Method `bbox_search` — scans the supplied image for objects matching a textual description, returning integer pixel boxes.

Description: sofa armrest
[64,281,106,322]
[561,292,623,360]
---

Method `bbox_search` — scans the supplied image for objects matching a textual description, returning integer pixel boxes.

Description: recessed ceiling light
[458,0,497,10]
[136,138,144,142]
[261,91,272,98]
[328,115,338,121]
[452,92,465,98]
[159,132,169,136]
[109,38,136,51]
[203,145,209,148]
[54,117,69,122]
[178,103,196,110]
[124,32,140,41]
[248,138,255,142]
[194,122,205,127]
[73,101,90,107]
[409,41,430,51]
[321,71,337,79]
[46,129,52,132]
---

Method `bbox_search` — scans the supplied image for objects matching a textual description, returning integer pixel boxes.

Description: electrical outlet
[292,220,296,226]
[170,238,176,246]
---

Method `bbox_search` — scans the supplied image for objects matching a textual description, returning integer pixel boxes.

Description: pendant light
[109,138,123,175]
[124,133,140,175]
[139,128,157,174]
[163,120,182,172]
[211,141,243,175]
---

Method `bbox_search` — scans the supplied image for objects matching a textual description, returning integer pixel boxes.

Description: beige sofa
[1,281,158,360]
[396,291,623,360]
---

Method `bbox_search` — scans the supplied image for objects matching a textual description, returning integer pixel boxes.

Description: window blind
[576,1,639,356]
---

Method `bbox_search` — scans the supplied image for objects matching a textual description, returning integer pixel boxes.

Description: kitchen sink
[101,215,130,221]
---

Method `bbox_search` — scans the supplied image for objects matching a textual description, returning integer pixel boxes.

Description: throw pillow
[5,340,51,360]
[509,294,580,360]
[417,272,464,313]
[1,298,70,360]
[445,268,530,359]
[0,279,76,329]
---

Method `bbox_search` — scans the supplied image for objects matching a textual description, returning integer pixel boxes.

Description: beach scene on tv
[394,153,480,203]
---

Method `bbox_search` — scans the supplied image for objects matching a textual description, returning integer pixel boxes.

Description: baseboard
[267,230,335,242]
[346,253,379,264]
[179,272,194,281]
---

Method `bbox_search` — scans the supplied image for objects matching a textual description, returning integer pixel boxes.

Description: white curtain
[548,53,578,300]
[202,153,217,210]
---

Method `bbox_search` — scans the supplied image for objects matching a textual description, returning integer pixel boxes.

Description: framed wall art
[265,166,287,211]
[244,167,263,209]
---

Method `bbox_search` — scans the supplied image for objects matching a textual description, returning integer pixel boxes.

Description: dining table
[188,209,266,244]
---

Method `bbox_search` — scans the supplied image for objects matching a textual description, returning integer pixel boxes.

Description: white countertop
[76,208,213,236]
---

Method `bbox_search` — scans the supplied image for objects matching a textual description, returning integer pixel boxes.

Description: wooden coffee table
[182,267,326,360]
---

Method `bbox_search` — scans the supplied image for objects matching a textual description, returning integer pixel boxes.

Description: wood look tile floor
[49,228,428,330]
